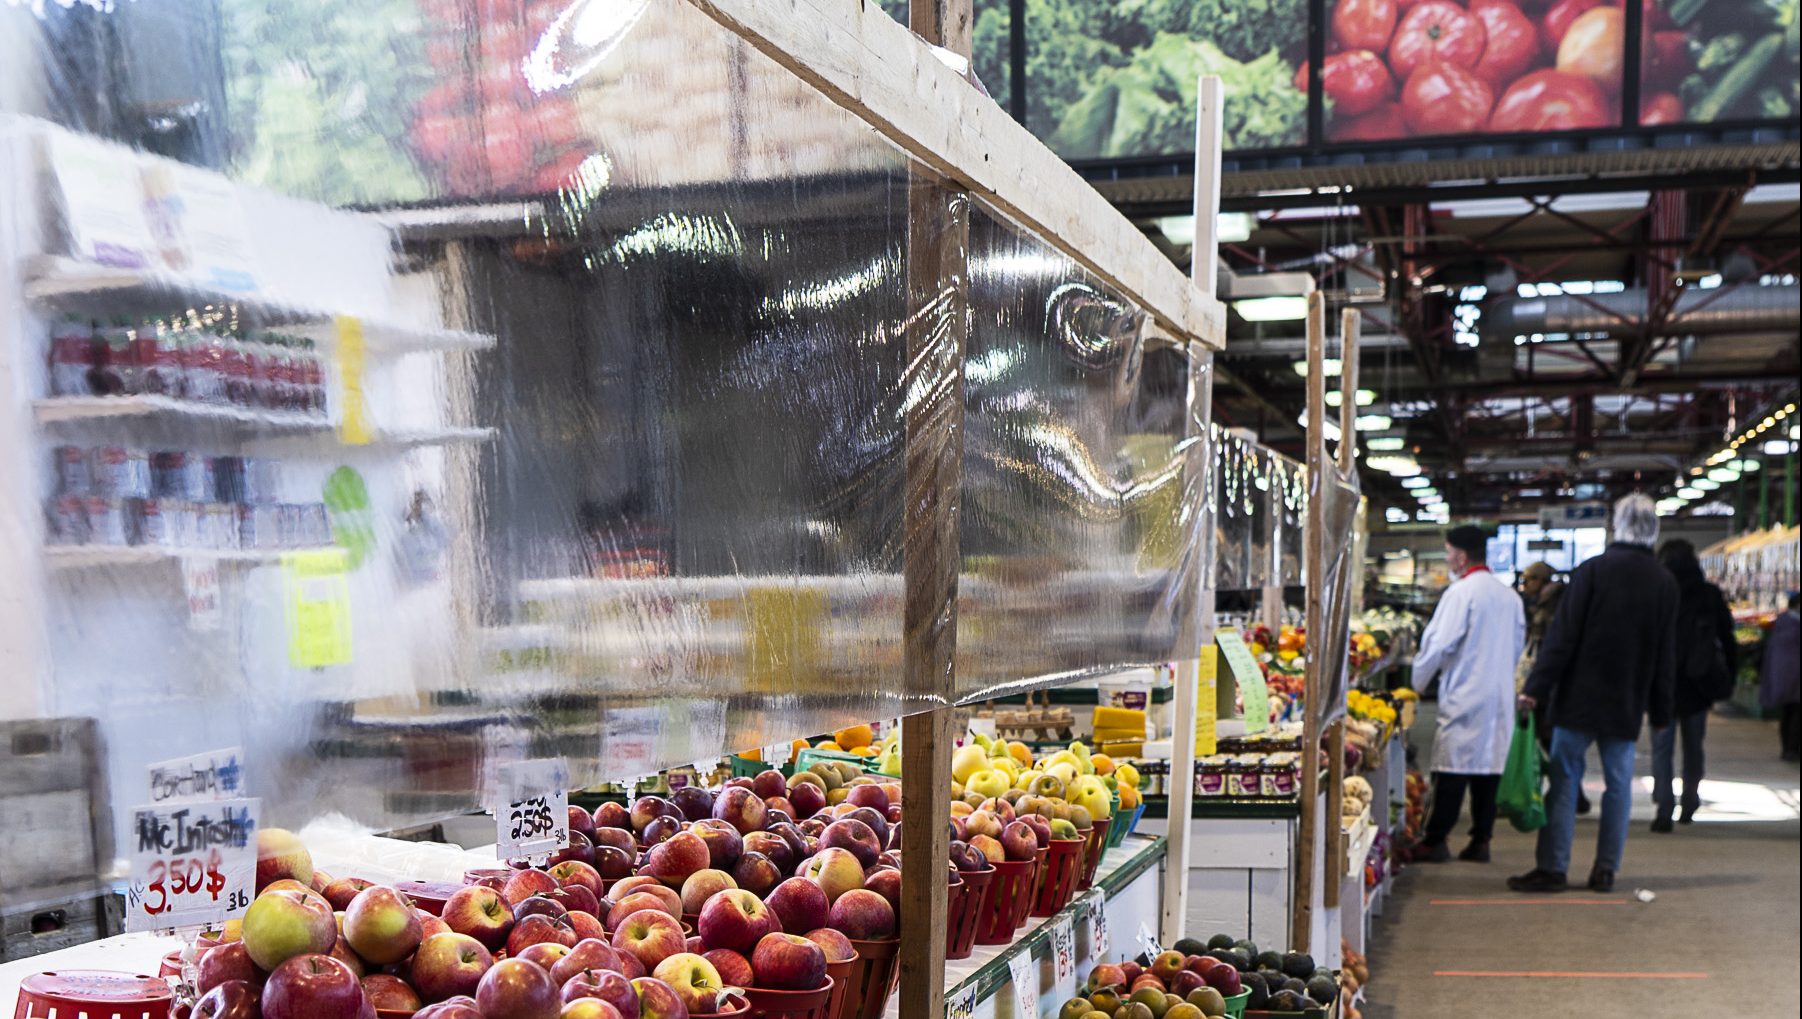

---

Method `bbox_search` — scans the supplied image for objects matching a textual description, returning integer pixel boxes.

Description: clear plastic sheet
[1311,464,1362,726]
[0,0,1213,900]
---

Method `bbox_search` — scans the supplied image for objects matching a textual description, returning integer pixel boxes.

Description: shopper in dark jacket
[1761,593,1800,762]
[1509,494,1679,895]
[1649,540,1737,831]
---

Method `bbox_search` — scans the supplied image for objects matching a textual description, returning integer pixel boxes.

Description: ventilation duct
[1485,285,1800,339]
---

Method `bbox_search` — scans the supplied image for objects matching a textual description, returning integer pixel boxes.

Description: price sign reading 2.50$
[496,758,571,861]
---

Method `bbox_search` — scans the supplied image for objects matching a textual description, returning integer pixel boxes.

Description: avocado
[1204,949,1235,965]
[1306,974,1339,1003]
[1281,951,1317,979]
[1268,989,1307,1011]
[1255,951,1286,972]
[1281,977,1309,995]
[1206,933,1237,951]
[1224,949,1252,972]
[1173,937,1207,957]
[1240,971,1270,1009]
[1233,938,1259,960]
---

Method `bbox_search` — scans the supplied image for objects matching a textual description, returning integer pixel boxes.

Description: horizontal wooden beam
[684,0,1226,350]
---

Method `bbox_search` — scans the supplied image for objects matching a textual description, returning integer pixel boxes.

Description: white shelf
[46,544,339,570]
[34,394,329,431]
[24,255,495,354]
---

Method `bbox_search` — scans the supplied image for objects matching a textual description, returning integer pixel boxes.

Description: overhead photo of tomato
[1328,101,1410,140]
[1639,91,1684,124]
[1556,5,1625,89]
[1487,67,1614,129]
[1470,0,1542,86]
[1538,0,1605,53]
[1388,0,1489,79]
[1323,50,1398,115]
[1402,61,1496,134]
[1333,0,1401,52]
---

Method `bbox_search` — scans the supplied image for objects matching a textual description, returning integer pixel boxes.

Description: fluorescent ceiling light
[1401,477,1431,489]
[1367,455,1420,476]
[1355,414,1393,431]
[1236,296,1309,322]
[1762,440,1794,455]
[1736,459,1761,472]
[1707,467,1740,482]
[1156,213,1255,247]
[1678,487,1701,499]
[1325,389,1378,407]
[1291,358,1344,377]
[1385,507,1409,523]
[1367,436,1406,451]
[1693,478,1720,491]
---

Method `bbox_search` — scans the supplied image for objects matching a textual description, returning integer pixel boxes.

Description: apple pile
[950,737,1139,839]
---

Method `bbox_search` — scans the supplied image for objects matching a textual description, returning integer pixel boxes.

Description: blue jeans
[1651,711,1707,820]
[1535,726,1637,876]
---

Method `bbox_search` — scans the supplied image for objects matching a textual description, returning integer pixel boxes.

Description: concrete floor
[1363,709,1801,1019]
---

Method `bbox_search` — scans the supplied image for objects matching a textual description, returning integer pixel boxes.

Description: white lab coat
[1412,568,1526,774]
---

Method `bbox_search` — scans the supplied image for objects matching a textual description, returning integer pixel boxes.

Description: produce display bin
[1077,816,1114,890]
[842,936,899,1019]
[823,955,856,1019]
[694,993,753,1017]
[745,978,835,1019]
[1029,837,1085,917]
[946,867,993,959]
[13,971,171,1019]
[974,857,1039,944]
[1224,988,1253,1018]
[1106,803,1146,849]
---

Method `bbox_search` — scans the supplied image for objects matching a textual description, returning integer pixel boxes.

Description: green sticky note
[1217,631,1269,734]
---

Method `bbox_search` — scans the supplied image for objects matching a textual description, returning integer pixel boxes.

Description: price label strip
[946,982,978,1019]
[1216,630,1269,735]
[1006,950,1038,1018]
[496,758,571,861]
[1051,915,1077,991]
[126,797,259,933]
[1087,889,1111,958]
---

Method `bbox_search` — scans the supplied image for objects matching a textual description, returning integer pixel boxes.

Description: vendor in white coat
[1408,524,1526,864]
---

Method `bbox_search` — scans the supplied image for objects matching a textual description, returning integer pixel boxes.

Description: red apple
[477,957,561,1019]
[193,979,260,1019]
[679,870,738,915]
[421,912,453,940]
[710,786,767,835]
[741,832,794,874]
[343,886,423,966]
[967,834,1004,865]
[242,888,337,972]
[563,969,639,1016]
[696,889,780,954]
[197,940,262,994]
[630,976,690,1019]
[505,870,561,907]
[547,885,602,918]
[1087,963,1127,991]
[730,852,780,898]
[629,796,681,834]
[1120,961,1144,985]
[520,942,574,974]
[641,816,683,847]
[671,786,716,823]
[568,910,607,942]
[701,948,753,989]
[517,896,570,923]
[826,889,894,940]
[801,927,855,964]
[610,910,687,970]
[786,783,826,819]
[862,868,901,917]
[641,832,710,888]
[1171,969,1206,996]
[651,952,726,1013]
[747,770,785,801]
[550,830,598,869]
[362,973,422,1011]
[609,876,663,900]
[329,935,366,978]
[552,939,622,984]
[508,913,578,956]
[417,996,485,1018]
[689,821,743,871]
[569,805,597,840]
[256,828,314,893]
[551,861,605,898]
[840,808,888,850]
[844,785,889,813]
[561,1000,626,1019]
[261,953,366,1019]
[1149,950,1185,983]
[593,827,639,857]
[595,802,632,831]
[685,935,704,955]
[442,885,515,952]
[799,848,863,904]
[607,889,681,929]
[614,950,646,980]
[322,878,376,912]
[595,846,636,881]
[412,932,493,1003]
[998,821,1037,863]
[751,932,826,991]
[763,796,796,819]
[764,878,829,935]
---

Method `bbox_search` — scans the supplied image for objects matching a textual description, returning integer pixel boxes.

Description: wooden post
[1161,76,1224,948]
[1324,309,1360,913]
[1292,292,1327,953]
[896,2,969,1016]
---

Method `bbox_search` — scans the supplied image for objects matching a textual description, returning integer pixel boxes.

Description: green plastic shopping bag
[1498,713,1547,833]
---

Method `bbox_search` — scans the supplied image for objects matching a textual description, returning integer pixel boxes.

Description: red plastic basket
[823,954,857,1019]
[946,866,994,960]
[745,977,835,1019]
[1030,837,1086,916]
[1076,816,1114,891]
[842,937,900,1019]
[974,857,1038,945]
[393,879,461,915]
[462,867,513,890]
[14,971,172,1019]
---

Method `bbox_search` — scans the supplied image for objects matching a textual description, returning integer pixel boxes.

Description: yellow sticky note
[334,315,372,445]
[283,548,353,668]
[1196,646,1218,757]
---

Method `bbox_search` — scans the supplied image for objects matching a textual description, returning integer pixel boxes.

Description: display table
[884,834,1165,1019]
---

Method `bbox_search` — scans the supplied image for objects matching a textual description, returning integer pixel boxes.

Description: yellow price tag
[283,549,353,668]
[1196,646,1218,756]
[334,315,372,445]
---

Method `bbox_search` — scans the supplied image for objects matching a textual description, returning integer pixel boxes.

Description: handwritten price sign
[1006,951,1038,1018]
[1051,915,1077,992]
[496,758,570,861]
[945,983,977,1019]
[1087,890,1111,957]
[126,798,258,932]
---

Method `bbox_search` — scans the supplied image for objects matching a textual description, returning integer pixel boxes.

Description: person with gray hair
[1509,493,1679,894]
